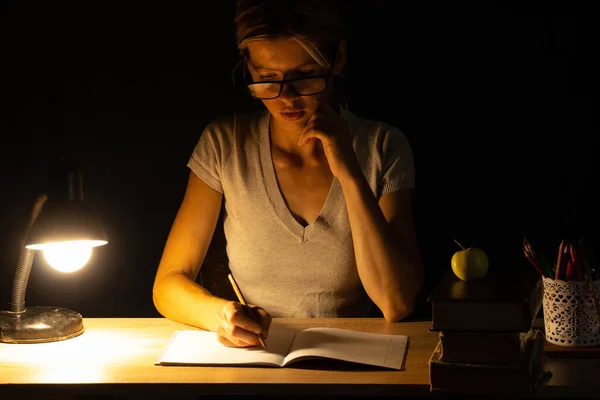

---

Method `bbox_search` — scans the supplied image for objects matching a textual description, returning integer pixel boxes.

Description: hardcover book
[439,329,535,365]
[427,269,543,332]
[429,330,551,395]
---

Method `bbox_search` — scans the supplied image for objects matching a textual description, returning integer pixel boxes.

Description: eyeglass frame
[245,70,332,100]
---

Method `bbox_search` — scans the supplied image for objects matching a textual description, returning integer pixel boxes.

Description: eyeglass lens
[248,77,326,99]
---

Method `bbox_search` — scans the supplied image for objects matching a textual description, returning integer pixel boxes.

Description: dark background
[0,1,595,319]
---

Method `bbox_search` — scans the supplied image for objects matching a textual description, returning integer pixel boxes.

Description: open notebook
[155,324,409,370]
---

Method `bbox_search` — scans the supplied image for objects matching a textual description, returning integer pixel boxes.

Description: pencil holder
[542,276,600,347]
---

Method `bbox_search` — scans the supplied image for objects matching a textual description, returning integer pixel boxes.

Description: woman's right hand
[215,301,271,347]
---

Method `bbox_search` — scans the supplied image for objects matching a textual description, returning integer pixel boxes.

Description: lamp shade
[25,159,108,249]
[25,201,108,249]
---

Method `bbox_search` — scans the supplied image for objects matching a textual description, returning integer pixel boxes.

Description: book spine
[429,332,546,395]
[432,302,533,332]
[440,331,531,365]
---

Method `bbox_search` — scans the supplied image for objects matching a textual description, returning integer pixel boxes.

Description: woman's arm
[152,171,228,331]
[298,103,423,322]
[341,178,423,322]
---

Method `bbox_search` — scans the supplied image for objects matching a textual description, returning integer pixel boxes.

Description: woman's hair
[234,0,345,68]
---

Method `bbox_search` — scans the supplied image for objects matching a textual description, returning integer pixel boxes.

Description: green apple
[451,240,489,281]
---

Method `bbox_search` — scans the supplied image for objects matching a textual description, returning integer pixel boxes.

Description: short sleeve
[379,126,415,196]
[186,117,234,194]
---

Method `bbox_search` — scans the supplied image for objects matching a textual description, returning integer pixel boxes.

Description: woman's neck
[269,117,304,154]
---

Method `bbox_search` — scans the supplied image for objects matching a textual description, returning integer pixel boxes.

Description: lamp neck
[10,194,48,313]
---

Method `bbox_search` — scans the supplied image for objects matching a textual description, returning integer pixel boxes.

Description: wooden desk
[0,318,436,398]
[0,318,598,398]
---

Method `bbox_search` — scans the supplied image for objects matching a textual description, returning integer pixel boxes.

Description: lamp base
[0,306,84,343]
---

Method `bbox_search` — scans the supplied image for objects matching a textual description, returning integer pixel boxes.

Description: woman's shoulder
[196,111,268,160]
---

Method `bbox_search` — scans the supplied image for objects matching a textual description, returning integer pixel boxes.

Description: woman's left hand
[297,103,361,182]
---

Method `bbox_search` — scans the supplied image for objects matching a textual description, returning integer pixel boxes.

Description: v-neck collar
[258,111,344,243]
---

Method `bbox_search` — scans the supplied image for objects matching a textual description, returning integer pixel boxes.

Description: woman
[152,0,423,348]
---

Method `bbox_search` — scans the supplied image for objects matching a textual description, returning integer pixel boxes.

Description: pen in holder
[523,237,600,347]
[542,276,600,347]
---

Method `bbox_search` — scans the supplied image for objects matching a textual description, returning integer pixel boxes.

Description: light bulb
[42,242,93,272]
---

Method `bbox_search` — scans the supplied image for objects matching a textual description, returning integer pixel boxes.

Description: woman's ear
[332,40,347,74]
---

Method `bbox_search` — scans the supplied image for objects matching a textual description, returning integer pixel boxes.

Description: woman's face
[245,37,333,130]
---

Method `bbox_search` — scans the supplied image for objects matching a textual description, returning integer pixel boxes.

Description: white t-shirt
[188,107,414,317]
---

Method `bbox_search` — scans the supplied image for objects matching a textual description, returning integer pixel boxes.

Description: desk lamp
[0,160,108,343]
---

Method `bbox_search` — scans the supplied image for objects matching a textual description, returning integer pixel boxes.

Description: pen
[227,273,267,350]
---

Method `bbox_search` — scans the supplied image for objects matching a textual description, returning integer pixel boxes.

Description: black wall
[1,1,595,319]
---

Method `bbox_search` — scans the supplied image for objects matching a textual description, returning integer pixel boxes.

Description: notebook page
[155,325,297,366]
[282,327,408,370]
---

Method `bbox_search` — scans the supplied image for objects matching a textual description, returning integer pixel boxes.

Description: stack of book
[427,268,552,395]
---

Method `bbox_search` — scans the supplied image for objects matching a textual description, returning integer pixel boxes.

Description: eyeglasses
[246,74,329,100]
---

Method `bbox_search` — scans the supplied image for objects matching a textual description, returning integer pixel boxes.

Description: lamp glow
[27,239,107,272]
[43,243,92,272]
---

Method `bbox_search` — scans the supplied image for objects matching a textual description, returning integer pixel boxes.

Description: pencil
[227,273,267,350]
[555,240,566,280]
[522,242,546,277]
[570,243,584,281]
[523,238,553,277]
